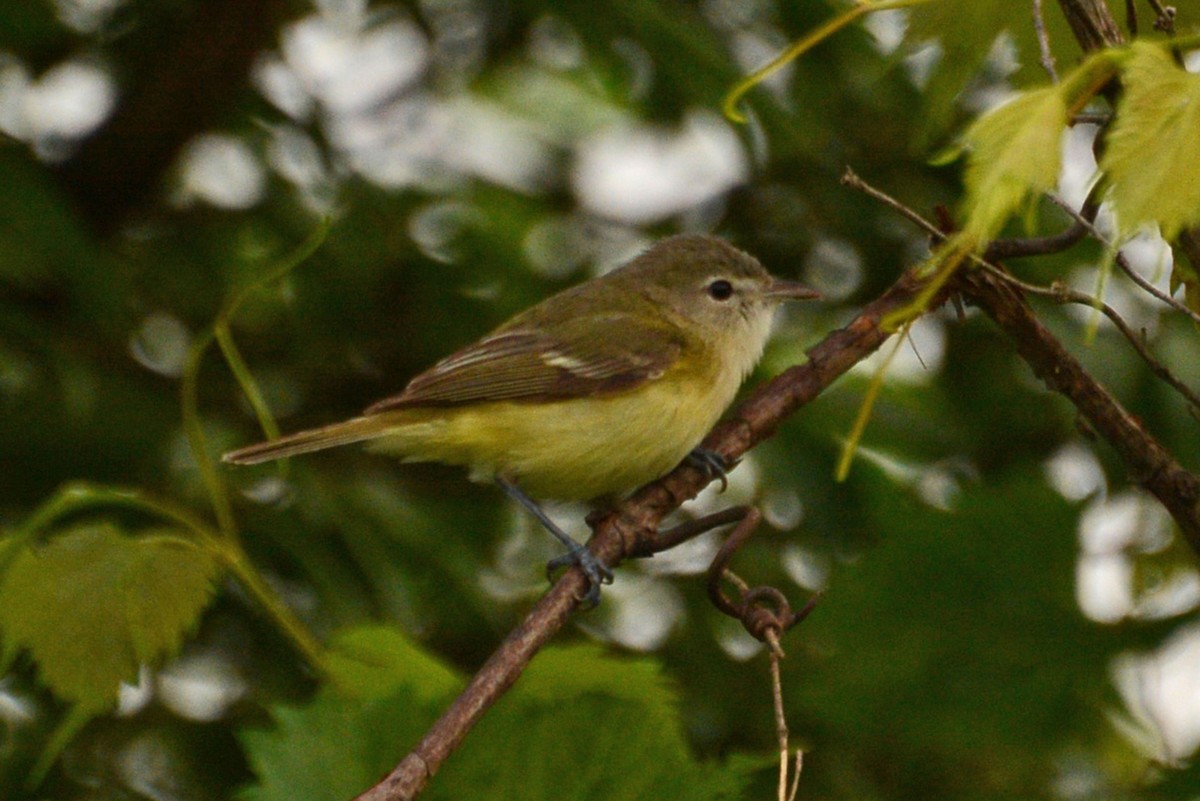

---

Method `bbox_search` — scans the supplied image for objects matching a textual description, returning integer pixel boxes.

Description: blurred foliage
[1,1,1200,800]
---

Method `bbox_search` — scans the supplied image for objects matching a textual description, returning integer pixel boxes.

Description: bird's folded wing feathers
[365,312,686,412]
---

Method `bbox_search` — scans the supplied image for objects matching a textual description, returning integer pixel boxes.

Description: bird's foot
[686,447,734,492]
[546,544,614,607]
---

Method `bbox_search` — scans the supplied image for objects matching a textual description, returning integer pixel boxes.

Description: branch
[956,267,1200,551]
[976,264,1200,413]
[1055,0,1124,51]
[352,259,948,801]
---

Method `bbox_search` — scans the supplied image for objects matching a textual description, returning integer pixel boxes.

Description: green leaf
[434,644,753,801]
[0,522,219,709]
[240,639,756,801]
[324,624,463,702]
[960,85,1068,241]
[1102,42,1200,239]
[239,624,462,801]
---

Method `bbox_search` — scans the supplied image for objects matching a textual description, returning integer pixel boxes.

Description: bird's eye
[707,279,734,301]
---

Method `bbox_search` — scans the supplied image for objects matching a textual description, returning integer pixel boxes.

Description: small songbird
[223,234,818,602]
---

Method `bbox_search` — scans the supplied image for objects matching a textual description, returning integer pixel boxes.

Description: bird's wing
[364,311,686,412]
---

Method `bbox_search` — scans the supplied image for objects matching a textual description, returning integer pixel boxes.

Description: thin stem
[842,168,942,240]
[836,324,909,481]
[219,218,330,321]
[978,264,1200,413]
[12,482,222,550]
[723,0,932,123]
[1047,195,1200,326]
[220,544,328,672]
[215,322,284,447]
[1033,0,1060,81]
[767,631,792,801]
[987,221,1088,260]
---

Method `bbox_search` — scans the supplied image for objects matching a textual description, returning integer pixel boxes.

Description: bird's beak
[765,279,821,301]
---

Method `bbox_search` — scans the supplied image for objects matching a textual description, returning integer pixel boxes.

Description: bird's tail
[221,416,386,465]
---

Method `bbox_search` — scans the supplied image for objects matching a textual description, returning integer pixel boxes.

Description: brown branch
[977,264,1200,413]
[986,221,1088,260]
[956,267,1200,551]
[352,256,947,801]
[1056,0,1124,51]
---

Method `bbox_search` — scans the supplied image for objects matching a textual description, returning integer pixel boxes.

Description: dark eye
[707,279,734,301]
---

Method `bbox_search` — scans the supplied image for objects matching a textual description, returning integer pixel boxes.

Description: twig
[1125,0,1138,36]
[977,264,1200,413]
[987,221,1088,260]
[843,170,1200,414]
[1071,112,1111,126]
[1033,0,1060,81]
[701,508,814,801]
[843,167,1090,262]
[1046,195,1200,327]
[631,506,751,556]
[842,168,942,240]
[766,631,803,801]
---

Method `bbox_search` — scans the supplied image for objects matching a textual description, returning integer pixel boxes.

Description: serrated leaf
[239,624,462,801]
[1102,42,1200,240]
[0,522,219,709]
[324,624,463,702]
[239,684,444,801]
[434,644,753,801]
[240,641,756,801]
[961,86,1068,241]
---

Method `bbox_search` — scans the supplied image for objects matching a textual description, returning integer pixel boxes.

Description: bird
[223,233,819,603]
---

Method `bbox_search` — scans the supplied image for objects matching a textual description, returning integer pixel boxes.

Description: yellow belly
[366,367,737,500]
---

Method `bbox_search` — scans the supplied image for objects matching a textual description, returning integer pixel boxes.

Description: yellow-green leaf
[239,643,754,801]
[1102,42,1200,239]
[324,624,463,702]
[0,523,219,709]
[961,86,1068,242]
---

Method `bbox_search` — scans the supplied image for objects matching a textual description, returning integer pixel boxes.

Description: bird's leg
[685,447,734,492]
[496,477,613,606]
